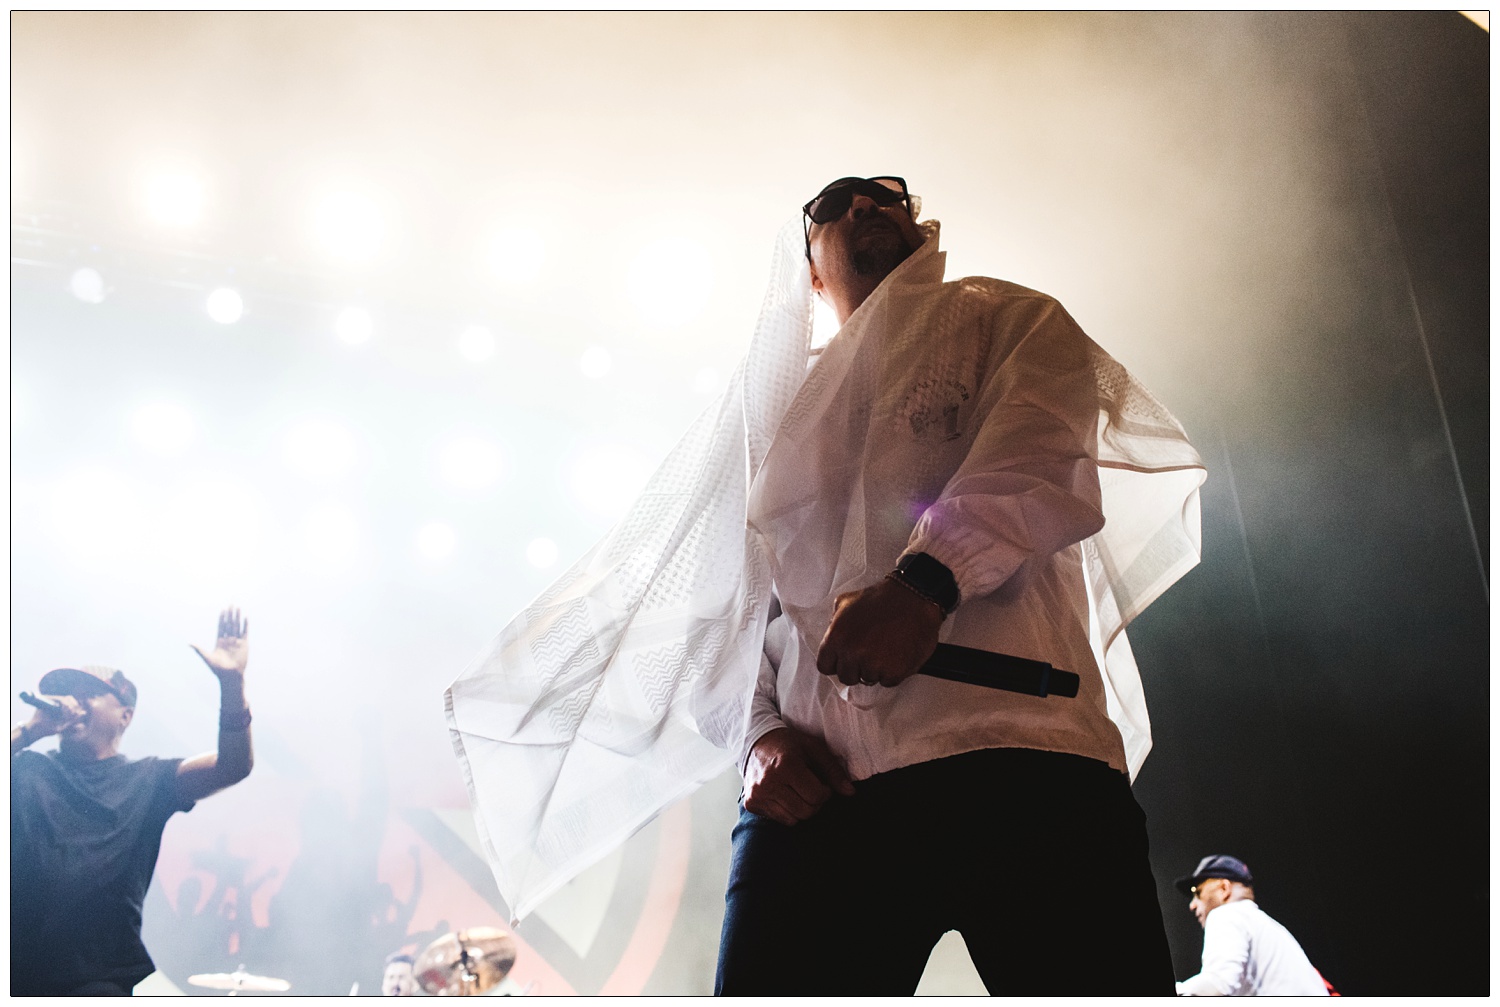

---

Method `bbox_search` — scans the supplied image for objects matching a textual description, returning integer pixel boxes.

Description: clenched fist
[815,578,944,688]
[743,726,856,826]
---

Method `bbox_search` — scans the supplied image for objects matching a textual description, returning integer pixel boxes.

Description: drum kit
[185,926,519,996]
[185,966,290,995]
[412,927,519,996]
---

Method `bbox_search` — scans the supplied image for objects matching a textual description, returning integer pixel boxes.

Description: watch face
[897,553,959,612]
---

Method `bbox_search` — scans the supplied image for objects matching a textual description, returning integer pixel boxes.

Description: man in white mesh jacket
[712,177,1194,994]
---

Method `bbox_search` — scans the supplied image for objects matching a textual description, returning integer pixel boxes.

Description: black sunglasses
[802,176,919,257]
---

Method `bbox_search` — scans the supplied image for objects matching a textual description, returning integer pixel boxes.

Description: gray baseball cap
[38,666,138,708]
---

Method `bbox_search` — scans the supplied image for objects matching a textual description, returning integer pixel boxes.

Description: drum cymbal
[187,966,291,992]
[414,927,518,997]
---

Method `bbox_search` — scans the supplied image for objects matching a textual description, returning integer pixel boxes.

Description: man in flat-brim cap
[1175,854,1330,996]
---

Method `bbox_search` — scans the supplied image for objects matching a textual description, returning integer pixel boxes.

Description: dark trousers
[714,746,1176,995]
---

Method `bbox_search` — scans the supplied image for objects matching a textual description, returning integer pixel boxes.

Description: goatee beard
[851,238,913,278]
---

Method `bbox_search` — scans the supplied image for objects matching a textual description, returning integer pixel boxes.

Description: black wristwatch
[888,552,960,615]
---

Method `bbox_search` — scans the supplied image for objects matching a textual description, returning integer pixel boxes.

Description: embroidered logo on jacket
[902,376,971,441]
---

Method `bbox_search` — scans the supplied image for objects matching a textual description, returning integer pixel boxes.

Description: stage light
[300,502,361,569]
[692,366,720,396]
[437,436,503,489]
[484,227,545,284]
[458,325,496,362]
[417,522,456,561]
[69,267,106,304]
[569,445,651,521]
[335,306,373,345]
[313,190,385,263]
[283,419,358,482]
[526,537,559,570]
[130,402,196,456]
[206,288,244,324]
[627,236,713,327]
[579,345,612,380]
[145,170,206,228]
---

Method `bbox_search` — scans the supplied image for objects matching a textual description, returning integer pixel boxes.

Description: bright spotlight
[69,268,106,304]
[130,402,195,455]
[569,445,652,521]
[313,190,385,263]
[525,537,559,570]
[627,237,712,327]
[145,170,206,228]
[206,288,244,324]
[437,436,503,489]
[579,345,612,380]
[300,503,360,569]
[335,306,373,345]
[484,227,545,284]
[692,366,721,395]
[457,325,496,362]
[283,419,358,482]
[417,522,456,561]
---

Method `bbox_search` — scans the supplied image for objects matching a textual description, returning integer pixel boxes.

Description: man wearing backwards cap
[10,607,255,996]
[1175,855,1329,996]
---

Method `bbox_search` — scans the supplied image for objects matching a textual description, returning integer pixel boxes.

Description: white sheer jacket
[446,219,1205,921]
[745,228,1178,779]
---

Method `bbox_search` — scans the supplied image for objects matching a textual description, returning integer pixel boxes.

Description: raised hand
[190,607,250,679]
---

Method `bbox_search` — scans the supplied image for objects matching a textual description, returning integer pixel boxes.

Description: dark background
[1129,11,1488,995]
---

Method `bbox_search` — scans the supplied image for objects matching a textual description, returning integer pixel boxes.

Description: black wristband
[219,707,252,732]
[890,552,960,615]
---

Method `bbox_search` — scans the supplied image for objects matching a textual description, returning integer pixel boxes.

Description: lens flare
[69,268,106,304]
[206,288,244,324]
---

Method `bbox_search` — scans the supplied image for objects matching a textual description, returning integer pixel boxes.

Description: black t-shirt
[11,749,196,995]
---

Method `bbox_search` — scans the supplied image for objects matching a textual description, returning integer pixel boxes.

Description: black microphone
[919,643,1080,698]
[19,691,65,713]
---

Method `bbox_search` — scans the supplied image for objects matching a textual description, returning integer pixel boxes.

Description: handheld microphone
[19,691,65,713]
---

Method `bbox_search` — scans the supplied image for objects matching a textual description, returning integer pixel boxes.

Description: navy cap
[1175,854,1254,895]
[38,666,138,708]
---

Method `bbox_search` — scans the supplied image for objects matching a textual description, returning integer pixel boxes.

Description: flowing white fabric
[446,217,1204,921]
[445,220,813,922]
